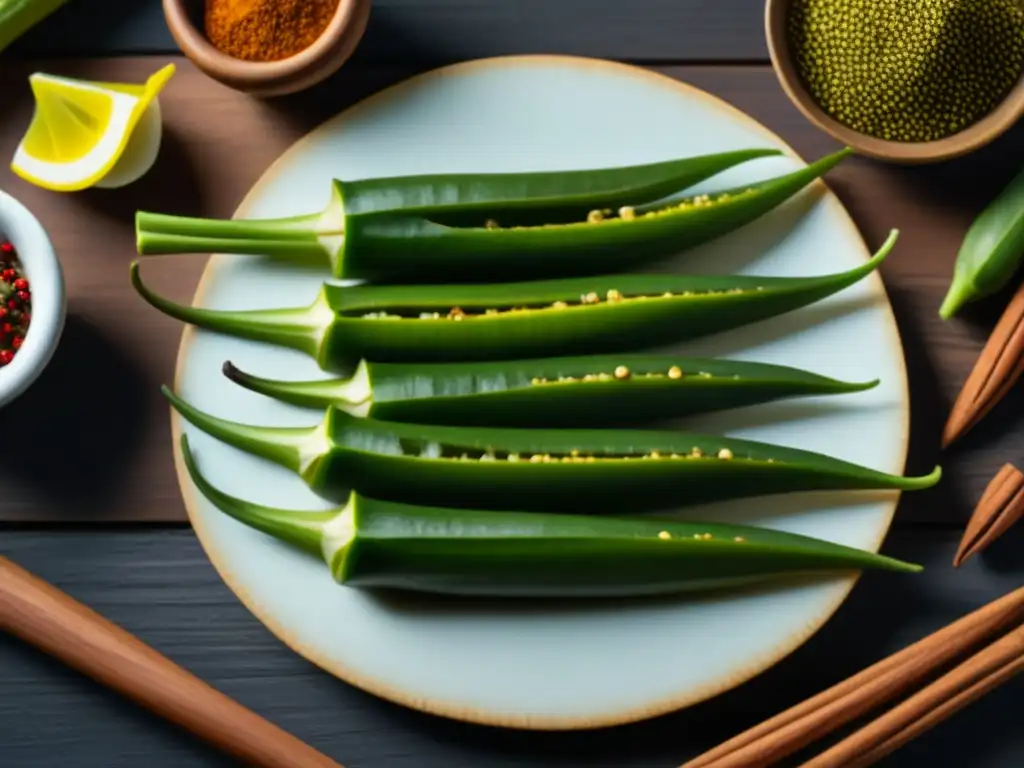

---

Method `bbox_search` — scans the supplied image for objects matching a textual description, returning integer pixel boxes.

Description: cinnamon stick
[800,624,1024,768]
[845,655,1024,768]
[943,281,1024,448]
[680,585,1024,768]
[953,463,1024,567]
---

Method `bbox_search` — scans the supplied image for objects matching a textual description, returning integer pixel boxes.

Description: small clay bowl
[765,0,1024,164]
[163,0,371,98]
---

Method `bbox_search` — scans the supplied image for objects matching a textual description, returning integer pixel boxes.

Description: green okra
[181,434,922,598]
[940,167,1024,319]
[134,148,850,283]
[221,354,879,427]
[131,229,898,373]
[164,385,941,512]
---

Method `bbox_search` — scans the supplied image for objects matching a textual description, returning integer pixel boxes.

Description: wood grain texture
[2,528,1024,767]
[0,555,344,768]
[3,0,769,63]
[0,56,1020,525]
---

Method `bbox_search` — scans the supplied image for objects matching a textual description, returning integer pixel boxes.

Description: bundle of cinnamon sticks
[680,585,1024,768]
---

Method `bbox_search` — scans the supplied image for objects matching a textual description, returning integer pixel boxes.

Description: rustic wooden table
[1,2,1023,765]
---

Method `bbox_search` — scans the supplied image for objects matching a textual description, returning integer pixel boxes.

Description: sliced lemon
[11,63,176,192]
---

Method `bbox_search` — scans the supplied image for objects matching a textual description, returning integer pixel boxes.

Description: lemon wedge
[11,64,175,192]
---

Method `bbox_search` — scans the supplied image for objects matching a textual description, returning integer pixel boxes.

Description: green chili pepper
[164,386,941,512]
[939,167,1024,319]
[134,148,850,283]
[130,229,896,373]
[221,354,879,427]
[180,434,921,598]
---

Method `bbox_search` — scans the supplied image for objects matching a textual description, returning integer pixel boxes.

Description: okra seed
[693,533,702,540]
[552,300,568,309]
[702,533,714,541]
[508,453,520,462]
[460,453,470,461]
[530,455,543,463]
[658,531,672,540]
[614,365,630,380]
[668,366,683,379]
[583,374,597,382]
[734,537,746,543]
[662,291,673,298]
[606,288,623,302]
[448,307,464,319]
[583,292,600,304]
[718,448,734,460]
[691,447,704,458]
[542,455,555,463]
[699,372,713,379]
[485,308,499,315]
[587,209,605,223]
[619,206,636,220]
[585,456,596,463]
[598,372,613,381]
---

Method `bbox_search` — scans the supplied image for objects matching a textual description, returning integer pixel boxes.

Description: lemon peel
[11,63,175,192]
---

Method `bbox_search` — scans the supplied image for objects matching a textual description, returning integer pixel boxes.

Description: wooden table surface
[2,2,1023,765]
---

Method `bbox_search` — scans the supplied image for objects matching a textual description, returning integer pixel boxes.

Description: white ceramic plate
[170,55,912,730]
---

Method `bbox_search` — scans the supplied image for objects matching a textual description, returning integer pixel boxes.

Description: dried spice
[953,463,1024,567]
[0,241,31,367]
[787,0,1024,142]
[943,280,1024,447]
[204,0,339,62]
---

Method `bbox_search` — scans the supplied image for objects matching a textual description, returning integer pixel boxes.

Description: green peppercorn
[787,0,1024,143]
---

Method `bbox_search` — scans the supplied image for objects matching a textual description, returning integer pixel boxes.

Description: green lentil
[787,0,1024,142]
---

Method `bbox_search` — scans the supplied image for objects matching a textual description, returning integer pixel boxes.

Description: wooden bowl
[162,0,371,97]
[765,0,1024,164]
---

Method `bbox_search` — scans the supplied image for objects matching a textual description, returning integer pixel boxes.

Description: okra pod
[134,148,850,283]
[181,434,922,598]
[164,386,941,512]
[131,229,897,372]
[221,354,879,426]
[940,167,1024,319]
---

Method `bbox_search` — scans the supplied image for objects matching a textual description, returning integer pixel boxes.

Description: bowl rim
[764,0,1024,164]
[0,189,66,407]
[162,0,370,85]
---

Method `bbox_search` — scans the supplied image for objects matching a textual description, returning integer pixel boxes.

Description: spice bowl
[765,0,1024,164]
[0,190,65,410]
[162,0,371,97]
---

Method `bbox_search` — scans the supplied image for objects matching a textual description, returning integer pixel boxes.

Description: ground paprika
[204,0,340,62]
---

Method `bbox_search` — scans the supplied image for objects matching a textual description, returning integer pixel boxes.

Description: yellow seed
[668,366,683,379]
[531,377,543,385]
[448,307,464,318]
[734,537,746,543]
[584,292,600,304]
[542,455,555,463]
[718,448,734,460]
[598,372,613,381]
[702,533,714,540]
[658,530,671,540]
[583,374,597,382]
[570,449,580,457]
[552,300,568,309]
[585,456,596,462]
[614,365,630,380]
[508,453,520,462]
[662,291,673,298]
[650,450,661,459]
[606,288,623,302]
[619,206,636,220]
[485,219,500,229]
[460,453,469,461]
[587,209,605,223]
[480,453,496,462]
[530,455,543,463]
[693,533,702,540]
[691,447,704,458]
[485,308,499,315]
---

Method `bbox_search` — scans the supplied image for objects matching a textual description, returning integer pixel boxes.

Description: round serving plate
[170,55,910,730]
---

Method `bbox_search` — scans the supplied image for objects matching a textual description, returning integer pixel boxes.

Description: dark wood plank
[1,527,1023,766]
[0,56,1020,524]
[4,0,770,63]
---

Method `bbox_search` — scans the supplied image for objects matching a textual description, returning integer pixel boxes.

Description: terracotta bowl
[765,0,1024,164]
[162,0,371,97]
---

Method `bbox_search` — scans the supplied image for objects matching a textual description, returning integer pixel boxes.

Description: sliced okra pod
[180,434,922,598]
[134,148,850,283]
[164,385,941,512]
[130,229,897,372]
[221,354,879,426]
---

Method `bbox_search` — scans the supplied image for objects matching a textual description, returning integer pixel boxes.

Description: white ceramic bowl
[0,190,65,408]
